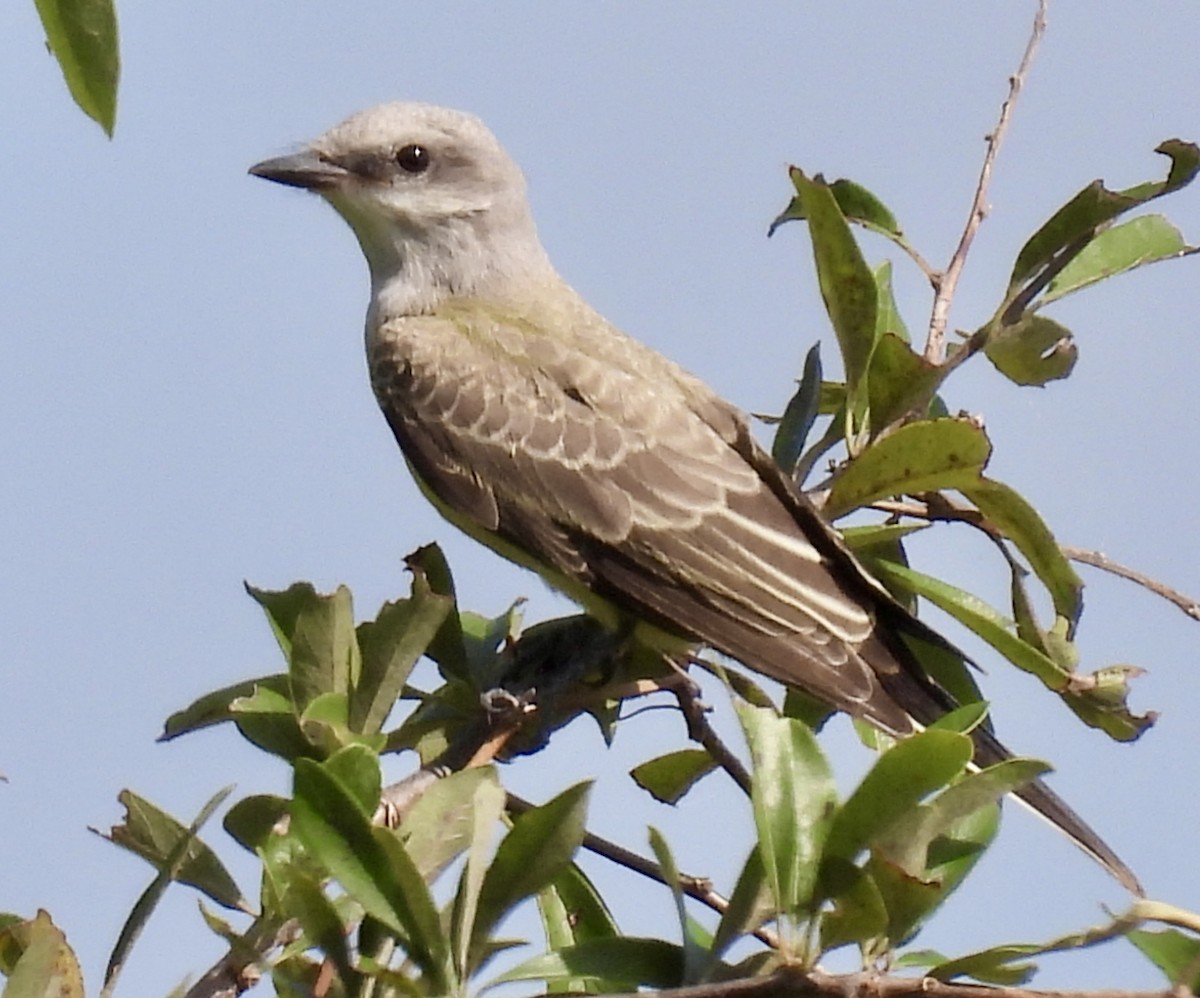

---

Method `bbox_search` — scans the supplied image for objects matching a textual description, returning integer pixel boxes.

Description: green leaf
[735,702,836,919]
[788,171,879,428]
[300,691,387,756]
[770,177,904,240]
[709,846,773,963]
[291,757,450,988]
[387,676,480,765]
[772,343,823,476]
[227,684,313,762]
[926,702,990,736]
[961,479,1084,625]
[840,522,930,550]
[870,558,1153,741]
[782,687,837,731]
[458,603,524,692]
[871,801,999,948]
[1009,140,1200,295]
[3,910,85,998]
[1043,214,1192,303]
[876,760,1047,878]
[829,179,903,237]
[535,865,622,994]
[33,0,119,136]
[898,635,984,719]
[648,828,707,984]
[537,863,619,948]
[870,559,1061,685]
[406,544,470,681]
[926,944,1038,985]
[101,786,235,996]
[222,796,286,858]
[922,904,1200,987]
[824,730,973,866]
[247,582,360,712]
[490,937,685,991]
[1127,928,1200,990]
[817,860,889,954]
[867,856,943,948]
[865,334,942,434]
[874,261,910,342]
[281,869,361,992]
[159,674,290,741]
[984,314,1077,386]
[102,788,247,911]
[322,744,382,814]
[894,948,948,969]
[631,749,718,805]
[824,418,991,519]
[451,770,508,980]
[352,569,453,734]
[468,783,592,970]
[401,767,505,882]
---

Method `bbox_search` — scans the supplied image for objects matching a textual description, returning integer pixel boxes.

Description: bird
[249,101,1139,894]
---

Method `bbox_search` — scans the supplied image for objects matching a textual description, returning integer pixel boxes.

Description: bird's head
[251,102,552,314]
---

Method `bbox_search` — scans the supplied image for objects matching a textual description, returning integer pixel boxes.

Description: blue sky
[3,3,1199,993]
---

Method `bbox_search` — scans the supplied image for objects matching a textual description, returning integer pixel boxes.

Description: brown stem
[585,966,1176,998]
[507,793,781,950]
[1063,546,1200,622]
[672,680,753,796]
[925,0,1048,363]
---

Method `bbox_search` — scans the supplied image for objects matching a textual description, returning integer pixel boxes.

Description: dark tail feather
[871,628,1143,895]
[973,727,1143,895]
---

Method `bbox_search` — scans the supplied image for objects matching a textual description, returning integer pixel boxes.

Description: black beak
[249,150,349,191]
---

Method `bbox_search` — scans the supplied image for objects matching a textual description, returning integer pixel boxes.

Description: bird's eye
[395,144,430,174]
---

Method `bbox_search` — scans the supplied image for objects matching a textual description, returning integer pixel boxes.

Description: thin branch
[672,680,753,796]
[183,918,295,998]
[590,966,1176,998]
[869,495,992,534]
[1063,546,1200,622]
[507,793,781,951]
[871,498,1200,624]
[925,0,1048,363]
[893,235,941,288]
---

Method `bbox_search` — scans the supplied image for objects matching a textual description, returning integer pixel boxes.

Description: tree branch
[590,966,1175,998]
[507,793,781,951]
[871,496,1200,625]
[925,0,1047,362]
[1063,546,1200,622]
[182,918,294,998]
[672,679,753,796]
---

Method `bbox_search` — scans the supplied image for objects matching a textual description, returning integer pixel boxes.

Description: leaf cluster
[769,141,1199,743]
[6,543,1200,996]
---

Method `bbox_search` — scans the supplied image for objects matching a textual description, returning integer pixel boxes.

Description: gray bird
[250,101,1139,894]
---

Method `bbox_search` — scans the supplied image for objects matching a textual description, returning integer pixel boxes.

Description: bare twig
[507,793,782,951]
[1063,545,1200,622]
[671,681,753,796]
[870,495,992,533]
[871,497,1200,624]
[925,0,1048,363]
[894,236,942,288]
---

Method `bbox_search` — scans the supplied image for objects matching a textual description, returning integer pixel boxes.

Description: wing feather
[368,310,908,717]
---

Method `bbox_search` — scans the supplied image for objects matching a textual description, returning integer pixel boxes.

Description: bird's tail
[971,724,1143,896]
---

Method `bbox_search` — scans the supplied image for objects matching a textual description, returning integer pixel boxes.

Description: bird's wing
[368,305,1143,896]
[368,307,942,732]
